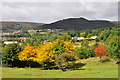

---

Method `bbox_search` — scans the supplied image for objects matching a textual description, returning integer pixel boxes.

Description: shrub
[99,57,110,63]
[116,59,120,64]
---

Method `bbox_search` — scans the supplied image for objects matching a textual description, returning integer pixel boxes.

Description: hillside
[1,21,44,32]
[41,18,116,30]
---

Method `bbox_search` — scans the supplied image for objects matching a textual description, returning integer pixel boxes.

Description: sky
[0,0,119,23]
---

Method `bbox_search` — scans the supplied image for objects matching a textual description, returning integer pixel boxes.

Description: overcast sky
[0,1,118,23]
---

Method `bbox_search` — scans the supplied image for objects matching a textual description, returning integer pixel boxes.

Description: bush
[75,48,89,59]
[75,46,95,59]
[116,59,120,64]
[99,57,110,63]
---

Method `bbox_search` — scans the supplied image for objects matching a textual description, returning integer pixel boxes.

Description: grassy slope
[1,21,44,32]
[2,57,118,78]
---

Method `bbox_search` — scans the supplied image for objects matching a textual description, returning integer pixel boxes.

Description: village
[1,29,97,45]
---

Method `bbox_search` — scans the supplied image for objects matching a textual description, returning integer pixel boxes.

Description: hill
[1,21,44,32]
[111,21,120,26]
[41,18,116,30]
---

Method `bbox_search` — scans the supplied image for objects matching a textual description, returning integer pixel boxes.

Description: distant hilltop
[1,17,118,32]
[41,17,116,30]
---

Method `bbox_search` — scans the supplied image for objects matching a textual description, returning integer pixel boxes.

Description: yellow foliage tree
[64,40,75,53]
[34,43,55,63]
[18,45,37,61]
[52,39,75,54]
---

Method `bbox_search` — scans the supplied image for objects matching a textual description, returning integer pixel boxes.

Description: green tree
[2,43,21,67]
[106,35,119,59]
[55,52,77,71]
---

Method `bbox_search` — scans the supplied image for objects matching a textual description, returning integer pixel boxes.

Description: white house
[72,37,85,40]
[78,37,85,40]
[4,41,18,44]
[2,33,10,35]
[91,36,97,39]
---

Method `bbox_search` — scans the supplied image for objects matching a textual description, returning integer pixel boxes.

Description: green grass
[2,57,118,78]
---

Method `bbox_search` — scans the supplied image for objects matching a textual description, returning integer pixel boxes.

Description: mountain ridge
[41,17,116,30]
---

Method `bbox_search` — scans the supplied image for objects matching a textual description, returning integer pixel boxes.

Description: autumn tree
[94,44,108,59]
[52,40,75,54]
[18,45,37,67]
[18,45,37,61]
[34,43,55,65]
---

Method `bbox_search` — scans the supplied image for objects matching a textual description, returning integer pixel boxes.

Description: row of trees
[2,39,115,71]
[3,40,78,71]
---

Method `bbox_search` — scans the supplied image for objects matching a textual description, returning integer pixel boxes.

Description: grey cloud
[1,2,118,23]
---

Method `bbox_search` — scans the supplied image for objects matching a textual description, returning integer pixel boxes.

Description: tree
[35,43,55,63]
[18,45,37,61]
[33,43,55,68]
[52,40,75,54]
[18,45,38,67]
[2,43,21,67]
[106,35,119,59]
[55,52,77,71]
[94,44,108,59]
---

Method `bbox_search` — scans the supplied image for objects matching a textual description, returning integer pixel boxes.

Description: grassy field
[2,57,118,78]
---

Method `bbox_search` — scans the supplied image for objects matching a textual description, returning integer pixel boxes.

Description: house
[72,37,85,40]
[91,36,97,39]
[13,31,20,34]
[55,29,63,31]
[78,37,85,40]
[4,41,18,45]
[2,33,10,35]
[28,30,37,32]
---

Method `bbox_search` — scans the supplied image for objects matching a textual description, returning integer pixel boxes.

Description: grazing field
[2,58,118,78]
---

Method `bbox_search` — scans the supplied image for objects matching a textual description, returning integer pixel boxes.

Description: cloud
[1,2,118,23]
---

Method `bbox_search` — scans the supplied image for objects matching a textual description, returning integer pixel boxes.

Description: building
[4,41,18,45]
[2,33,10,35]
[72,37,85,40]
[91,36,97,39]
